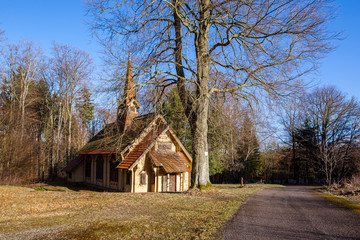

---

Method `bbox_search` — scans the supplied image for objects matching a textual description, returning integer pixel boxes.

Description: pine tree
[244,137,263,180]
[76,84,94,131]
[237,113,263,181]
[163,88,192,152]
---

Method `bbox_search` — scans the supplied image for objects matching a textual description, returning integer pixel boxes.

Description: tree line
[273,86,360,185]
[0,39,359,186]
[0,40,94,183]
[1,1,358,186]
[163,85,360,185]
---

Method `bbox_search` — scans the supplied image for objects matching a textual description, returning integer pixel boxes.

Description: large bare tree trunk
[191,0,211,187]
[191,97,210,187]
[173,0,211,187]
[174,0,211,187]
[173,0,204,187]
[173,0,192,120]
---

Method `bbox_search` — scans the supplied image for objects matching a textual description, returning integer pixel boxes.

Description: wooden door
[148,169,155,192]
[169,174,176,192]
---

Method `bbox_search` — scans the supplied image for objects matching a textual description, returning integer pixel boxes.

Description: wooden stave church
[63,58,192,192]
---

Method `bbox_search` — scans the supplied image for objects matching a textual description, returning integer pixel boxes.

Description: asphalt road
[222,186,360,240]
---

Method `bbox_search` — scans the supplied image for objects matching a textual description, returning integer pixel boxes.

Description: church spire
[124,54,135,104]
[117,54,141,132]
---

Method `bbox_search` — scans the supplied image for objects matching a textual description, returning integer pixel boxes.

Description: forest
[0,1,359,186]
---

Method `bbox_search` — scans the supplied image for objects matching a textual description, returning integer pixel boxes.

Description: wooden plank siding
[71,153,191,193]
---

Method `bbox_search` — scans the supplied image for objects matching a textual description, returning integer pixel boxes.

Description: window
[140,171,146,185]
[110,160,119,182]
[85,157,91,178]
[96,155,104,180]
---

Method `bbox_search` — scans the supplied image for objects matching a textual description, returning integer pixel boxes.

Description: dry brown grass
[317,175,360,208]
[0,183,283,239]
[321,175,360,204]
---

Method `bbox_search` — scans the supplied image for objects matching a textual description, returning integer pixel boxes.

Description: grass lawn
[0,183,282,239]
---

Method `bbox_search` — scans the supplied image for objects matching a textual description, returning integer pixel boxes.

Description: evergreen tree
[207,104,226,176]
[163,88,192,152]
[237,113,263,181]
[76,84,94,131]
[294,119,319,182]
[163,88,229,176]
[244,138,263,180]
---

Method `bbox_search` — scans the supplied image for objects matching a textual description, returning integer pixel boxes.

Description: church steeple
[117,55,141,132]
[124,55,135,104]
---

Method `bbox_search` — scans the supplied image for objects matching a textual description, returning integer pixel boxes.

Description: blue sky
[316,0,360,101]
[0,0,359,101]
[0,0,101,63]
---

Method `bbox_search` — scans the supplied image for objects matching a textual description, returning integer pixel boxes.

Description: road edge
[313,190,360,214]
[212,187,266,240]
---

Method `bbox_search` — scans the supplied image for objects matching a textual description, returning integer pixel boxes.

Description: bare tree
[278,94,306,182]
[305,86,360,184]
[3,42,42,140]
[87,0,335,187]
[0,37,95,182]
[51,43,93,166]
[0,41,44,182]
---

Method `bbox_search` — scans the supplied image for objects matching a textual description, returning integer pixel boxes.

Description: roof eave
[120,114,167,157]
[79,150,118,155]
[127,126,170,171]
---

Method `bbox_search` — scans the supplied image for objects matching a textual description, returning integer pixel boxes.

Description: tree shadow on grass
[33,180,111,192]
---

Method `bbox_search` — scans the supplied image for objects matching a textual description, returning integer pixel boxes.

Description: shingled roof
[79,113,156,154]
[149,151,190,173]
[117,125,168,169]
[62,155,83,172]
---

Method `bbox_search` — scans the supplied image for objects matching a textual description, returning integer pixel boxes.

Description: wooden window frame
[140,171,146,185]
